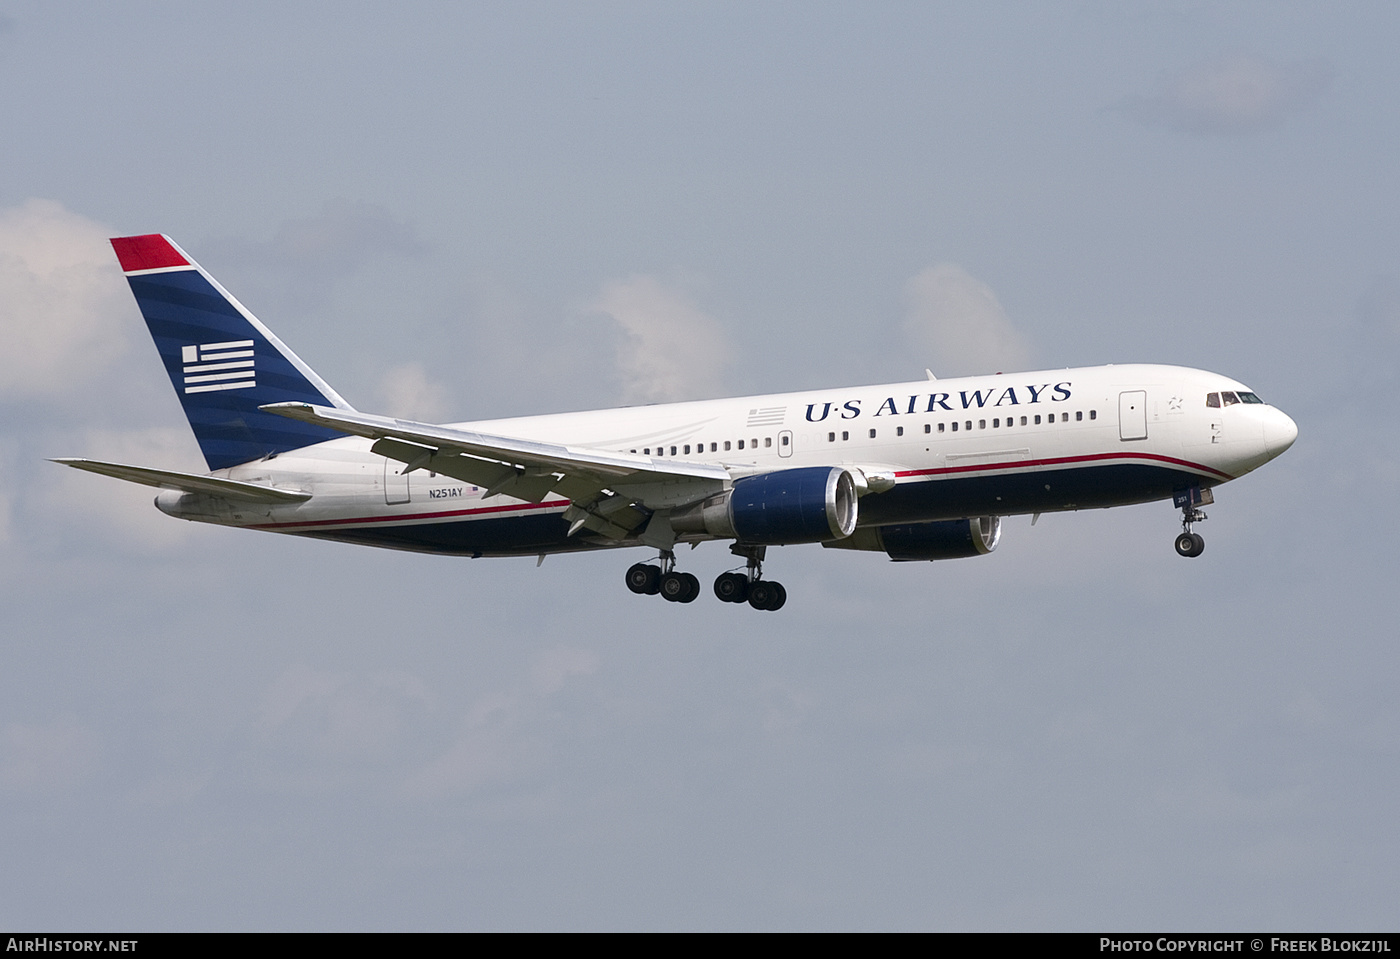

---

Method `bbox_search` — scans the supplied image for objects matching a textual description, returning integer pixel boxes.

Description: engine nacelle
[672,466,859,545]
[824,516,1002,561]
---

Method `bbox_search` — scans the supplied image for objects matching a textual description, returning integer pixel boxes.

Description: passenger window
[751,437,758,448]
[764,437,772,448]
[993,418,1000,428]
[1020,416,1027,426]
[781,435,789,446]
[842,431,849,441]
[737,440,744,450]
[684,444,690,454]
[868,429,876,439]
[896,426,904,437]
[670,446,677,455]
[1206,393,1220,408]
[644,448,650,455]
[938,423,945,433]
[711,442,718,452]
[1076,411,1083,421]
[965,421,972,431]
[978,419,985,429]
[1089,410,1096,420]
[828,432,835,442]
[1034,415,1041,424]
[724,441,731,451]
[951,422,958,432]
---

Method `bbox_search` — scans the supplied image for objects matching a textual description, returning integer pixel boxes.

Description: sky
[1,1,1397,931]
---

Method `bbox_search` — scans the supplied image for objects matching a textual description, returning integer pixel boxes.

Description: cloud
[591,275,731,403]
[1113,56,1334,136]
[0,199,130,400]
[376,361,452,421]
[903,263,1032,376]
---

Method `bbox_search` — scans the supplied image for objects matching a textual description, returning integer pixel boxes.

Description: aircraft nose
[1263,407,1299,459]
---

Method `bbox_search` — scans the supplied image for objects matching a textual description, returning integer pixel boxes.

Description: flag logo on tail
[182,340,256,394]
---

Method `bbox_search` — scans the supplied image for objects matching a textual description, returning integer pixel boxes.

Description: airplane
[53,234,1299,611]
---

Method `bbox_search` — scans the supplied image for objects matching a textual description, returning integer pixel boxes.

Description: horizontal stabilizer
[50,458,311,503]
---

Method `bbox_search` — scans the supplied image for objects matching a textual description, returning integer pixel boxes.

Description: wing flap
[50,458,311,503]
[266,402,731,491]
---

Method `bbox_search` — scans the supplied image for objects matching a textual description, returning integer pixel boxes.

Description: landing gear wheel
[678,572,700,603]
[764,581,786,611]
[661,571,700,603]
[626,563,661,594]
[1174,532,1205,557]
[747,580,786,611]
[714,571,749,603]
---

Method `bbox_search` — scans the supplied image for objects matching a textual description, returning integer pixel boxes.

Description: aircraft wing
[262,402,732,541]
[50,458,312,503]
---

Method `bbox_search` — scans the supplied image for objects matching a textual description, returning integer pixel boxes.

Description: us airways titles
[804,381,1074,422]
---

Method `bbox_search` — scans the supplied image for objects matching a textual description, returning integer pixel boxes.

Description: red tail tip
[110,234,189,272]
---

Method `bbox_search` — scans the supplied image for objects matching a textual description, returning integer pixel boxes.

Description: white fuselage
[158,363,1298,557]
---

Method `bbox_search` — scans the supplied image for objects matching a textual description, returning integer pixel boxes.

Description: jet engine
[823,516,1002,561]
[671,466,859,545]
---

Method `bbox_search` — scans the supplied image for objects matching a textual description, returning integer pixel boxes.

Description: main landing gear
[623,545,788,610]
[716,545,786,611]
[1172,487,1213,558]
[626,551,700,603]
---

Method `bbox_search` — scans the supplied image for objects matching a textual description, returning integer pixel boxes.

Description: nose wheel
[1174,531,1205,557]
[1172,487,1212,558]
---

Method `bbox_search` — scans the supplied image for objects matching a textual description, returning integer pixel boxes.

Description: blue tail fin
[111,234,354,471]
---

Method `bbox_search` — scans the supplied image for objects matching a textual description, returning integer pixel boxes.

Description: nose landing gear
[1172,487,1212,557]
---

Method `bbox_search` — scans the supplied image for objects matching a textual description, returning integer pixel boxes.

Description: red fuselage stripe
[249,497,570,530]
[893,450,1232,482]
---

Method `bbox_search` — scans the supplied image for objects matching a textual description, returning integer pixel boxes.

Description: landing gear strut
[625,545,787,609]
[716,545,786,611]
[1172,487,1212,558]
[626,551,699,602]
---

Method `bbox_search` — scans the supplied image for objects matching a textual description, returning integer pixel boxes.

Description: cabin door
[384,457,411,504]
[1119,391,1148,441]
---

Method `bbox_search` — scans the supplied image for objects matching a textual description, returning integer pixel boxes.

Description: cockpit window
[1221,391,1240,406]
[1206,392,1220,408]
[1238,391,1263,404]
